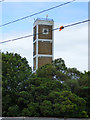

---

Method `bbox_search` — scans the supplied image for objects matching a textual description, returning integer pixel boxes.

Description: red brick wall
[38,41,52,55]
[33,26,36,41]
[34,57,36,70]
[38,25,52,39]
[38,57,52,68]
[34,42,36,55]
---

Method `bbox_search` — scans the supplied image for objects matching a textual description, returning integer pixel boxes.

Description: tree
[64,79,79,93]
[77,71,90,117]
[2,53,89,117]
[37,58,82,83]
[36,58,68,82]
[2,52,32,116]
[22,102,40,117]
[48,91,88,118]
[40,100,53,116]
[64,71,90,117]
[36,64,56,79]
[66,68,82,80]
[52,58,67,73]
[7,105,20,117]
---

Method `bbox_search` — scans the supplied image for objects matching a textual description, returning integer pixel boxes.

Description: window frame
[42,28,49,34]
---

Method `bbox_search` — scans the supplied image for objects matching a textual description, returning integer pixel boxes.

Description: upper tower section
[33,18,54,41]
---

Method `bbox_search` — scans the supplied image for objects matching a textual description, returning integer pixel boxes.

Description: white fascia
[33,20,54,27]
[33,39,53,44]
[38,39,52,42]
[36,25,38,70]
[38,54,53,57]
[33,55,37,59]
[33,39,37,44]
[52,24,54,60]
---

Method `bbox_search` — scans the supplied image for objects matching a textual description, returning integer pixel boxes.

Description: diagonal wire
[0,0,4,2]
[0,0,75,27]
[0,19,89,44]
[53,19,89,31]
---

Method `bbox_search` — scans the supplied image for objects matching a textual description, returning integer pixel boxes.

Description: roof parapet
[33,18,54,25]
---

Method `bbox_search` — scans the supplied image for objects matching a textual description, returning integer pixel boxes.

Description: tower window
[42,28,49,34]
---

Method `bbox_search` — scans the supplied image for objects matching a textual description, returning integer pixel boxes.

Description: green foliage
[2,52,32,116]
[66,68,81,80]
[52,58,67,73]
[22,102,40,117]
[36,64,56,79]
[77,72,90,117]
[2,53,89,117]
[8,105,20,117]
[64,79,79,93]
[48,91,87,118]
[40,100,53,116]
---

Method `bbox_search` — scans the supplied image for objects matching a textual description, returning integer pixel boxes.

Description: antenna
[46,15,48,19]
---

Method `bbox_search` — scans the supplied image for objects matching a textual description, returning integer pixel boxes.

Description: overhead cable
[0,19,89,44]
[53,19,89,31]
[0,0,4,2]
[0,0,75,27]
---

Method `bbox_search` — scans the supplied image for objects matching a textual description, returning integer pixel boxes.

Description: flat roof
[34,18,54,24]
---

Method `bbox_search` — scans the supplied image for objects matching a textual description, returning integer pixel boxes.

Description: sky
[0,0,89,72]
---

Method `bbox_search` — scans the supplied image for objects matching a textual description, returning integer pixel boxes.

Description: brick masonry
[38,57,52,68]
[38,41,52,55]
[38,25,52,39]
[34,42,36,56]
[33,26,36,41]
[34,57,36,70]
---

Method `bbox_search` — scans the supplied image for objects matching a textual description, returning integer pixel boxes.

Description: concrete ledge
[1,117,90,120]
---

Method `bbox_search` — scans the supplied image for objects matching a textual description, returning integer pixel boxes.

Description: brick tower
[33,18,54,71]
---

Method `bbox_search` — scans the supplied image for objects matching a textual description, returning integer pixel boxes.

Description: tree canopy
[2,52,89,118]
[2,52,32,116]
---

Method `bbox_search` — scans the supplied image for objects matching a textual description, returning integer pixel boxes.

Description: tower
[33,18,54,71]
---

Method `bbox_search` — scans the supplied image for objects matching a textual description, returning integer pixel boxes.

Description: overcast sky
[0,1,88,72]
